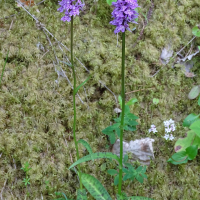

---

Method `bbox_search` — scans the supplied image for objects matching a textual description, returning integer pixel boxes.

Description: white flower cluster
[148,119,176,141]
[148,124,157,134]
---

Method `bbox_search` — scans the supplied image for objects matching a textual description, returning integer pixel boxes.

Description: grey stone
[112,138,155,166]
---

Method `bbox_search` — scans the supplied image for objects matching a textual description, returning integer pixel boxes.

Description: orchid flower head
[110,0,140,34]
[57,0,85,22]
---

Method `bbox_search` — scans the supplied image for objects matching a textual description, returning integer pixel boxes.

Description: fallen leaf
[16,0,35,8]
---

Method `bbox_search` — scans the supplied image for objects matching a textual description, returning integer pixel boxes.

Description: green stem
[71,16,83,190]
[118,31,125,196]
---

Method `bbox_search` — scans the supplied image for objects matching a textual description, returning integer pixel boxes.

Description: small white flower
[165,127,171,133]
[170,124,176,131]
[164,119,175,128]
[148,125,157,133]
[148,128,152,133]
[153,128,157,133]
[164,134,169,140]
[168,118,175,125]
[163,133,174,141]
[163,120,170,127]
[169,134,175,140]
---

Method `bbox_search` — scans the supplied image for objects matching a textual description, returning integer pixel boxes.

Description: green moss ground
[0,0,200,199]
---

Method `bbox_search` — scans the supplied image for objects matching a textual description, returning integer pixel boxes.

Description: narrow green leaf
[77,189,87,200]
[118,95,122,108]
[126,113,139,120]
[107,169,118,175]
[114,174,119,185]
[123,154,128,163]
[124,105,130,114]
[126,98,138,106]
[74,75,92,95]
[141,173,148,179]
[123,125,129,131]
[102,123,120,134]
[113,117,121,123]
[128,120,139,126]
[135,174,144,183]
[122,167,129,173]
[127,126,136,131]
[109,132,117,144]
[60,60,72,68]
[123,174,131,181]
[136,166,143,172]
[198,96,200,106]
[69,152,121,170]
[124,117,130,124]
[115,127,120,137]
[124,163,133,168]
[61,192,68,200]
[81,173,112,200]
[78,139,93,155]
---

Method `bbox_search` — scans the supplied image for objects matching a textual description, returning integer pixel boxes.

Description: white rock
[114,108,122,113]
[112,138,155,166]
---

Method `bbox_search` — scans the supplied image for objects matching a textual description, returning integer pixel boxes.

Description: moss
[0,0,200,199]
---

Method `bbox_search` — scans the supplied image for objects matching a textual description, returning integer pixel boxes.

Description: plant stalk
[71,15,83,190]
[118,31,125,196]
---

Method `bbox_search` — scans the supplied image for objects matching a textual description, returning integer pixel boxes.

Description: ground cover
[0,0,200,199]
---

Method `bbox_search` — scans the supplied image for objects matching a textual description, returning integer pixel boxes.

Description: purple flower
[57,0,85,22]
[110,0,139,34]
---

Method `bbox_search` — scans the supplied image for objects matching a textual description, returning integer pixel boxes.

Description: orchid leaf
[81,173,112,200]
[69,152,121,170]
[74,75,92,95]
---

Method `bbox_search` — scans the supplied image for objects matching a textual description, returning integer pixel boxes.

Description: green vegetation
[0,0,200,199]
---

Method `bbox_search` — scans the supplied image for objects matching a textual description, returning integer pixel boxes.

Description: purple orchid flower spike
[57,0,85,22]
[110,0,140,34]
